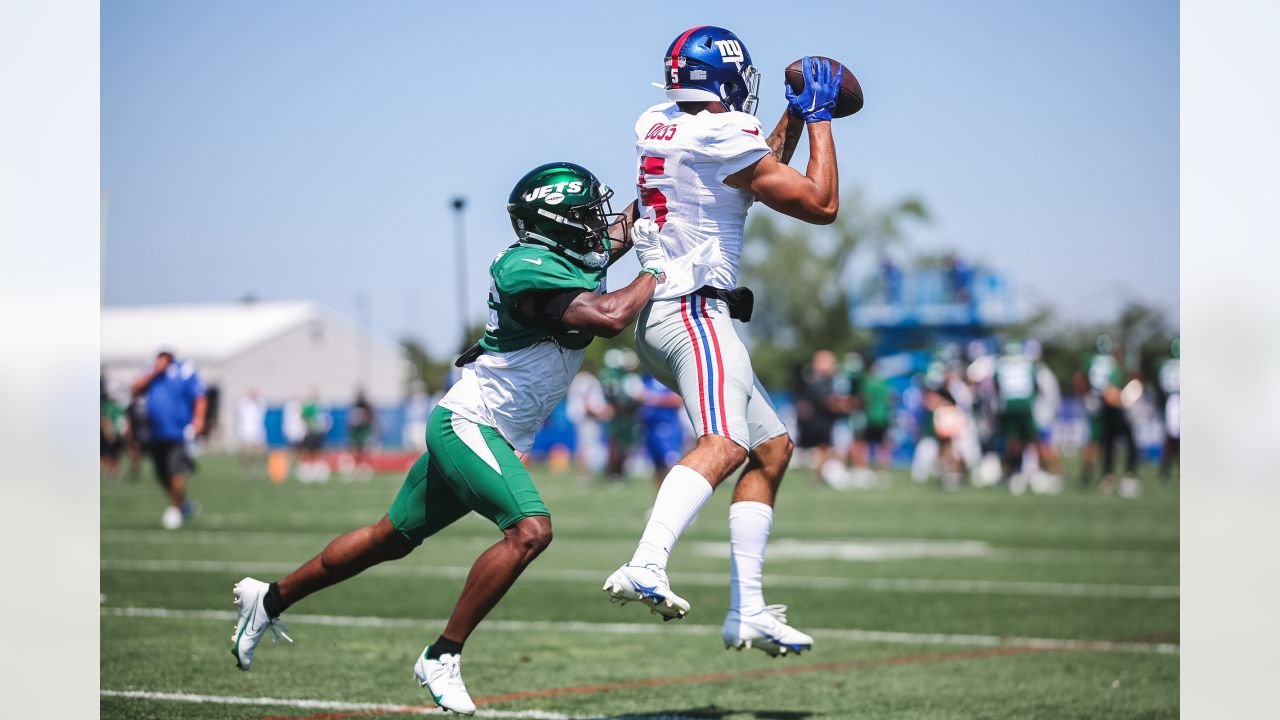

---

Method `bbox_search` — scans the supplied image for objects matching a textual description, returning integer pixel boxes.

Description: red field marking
[263,645,1044,720]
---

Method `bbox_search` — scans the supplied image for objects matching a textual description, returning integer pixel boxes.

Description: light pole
[451,196,468,349]
[353,291,373,394]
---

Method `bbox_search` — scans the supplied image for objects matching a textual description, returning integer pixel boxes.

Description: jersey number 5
[637,155,669,229]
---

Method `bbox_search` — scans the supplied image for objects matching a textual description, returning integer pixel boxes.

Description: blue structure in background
[850,262,1022,465]
[264,405,406,449]
[853,263,1020,360]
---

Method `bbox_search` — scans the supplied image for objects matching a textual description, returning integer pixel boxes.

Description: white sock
[729,500,773,616]
[630,465,713,568]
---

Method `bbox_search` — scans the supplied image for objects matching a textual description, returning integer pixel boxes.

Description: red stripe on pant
[679,296,710,435]
[700,296,731,441]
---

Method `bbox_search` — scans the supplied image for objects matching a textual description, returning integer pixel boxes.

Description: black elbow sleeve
[519,288,591,331]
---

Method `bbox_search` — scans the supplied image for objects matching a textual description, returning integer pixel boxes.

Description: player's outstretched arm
[559,272,658,338]
[764,110,804,166]
[727,121,838,224]
[727,56,843,224]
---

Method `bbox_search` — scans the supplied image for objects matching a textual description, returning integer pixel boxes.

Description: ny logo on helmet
[714,39,744,66]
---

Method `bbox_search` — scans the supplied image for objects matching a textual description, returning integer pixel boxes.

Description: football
[784,56,863,117]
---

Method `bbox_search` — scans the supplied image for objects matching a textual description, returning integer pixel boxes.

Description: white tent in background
[101,300,410,448]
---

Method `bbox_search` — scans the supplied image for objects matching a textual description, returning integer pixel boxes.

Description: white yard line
[99,689,670,719]
[101,606,1179,655]
[100,557,1179,599]
[102,529,1179,568]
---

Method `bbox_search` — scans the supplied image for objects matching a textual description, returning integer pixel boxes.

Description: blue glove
[785,56,843,123]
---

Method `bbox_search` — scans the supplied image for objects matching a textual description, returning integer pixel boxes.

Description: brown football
[784,56,863,117]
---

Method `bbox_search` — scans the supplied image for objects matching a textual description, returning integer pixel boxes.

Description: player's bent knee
[770,434,796,463]
[697,433,748,472]
[373,515,418,559]
[511,515,553,556]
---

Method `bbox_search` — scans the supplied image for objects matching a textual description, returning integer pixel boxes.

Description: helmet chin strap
[521,232,609,270]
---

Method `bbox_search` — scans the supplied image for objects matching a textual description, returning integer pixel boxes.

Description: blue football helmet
[663,26,760,115]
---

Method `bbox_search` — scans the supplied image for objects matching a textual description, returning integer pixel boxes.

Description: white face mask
[740,65,761,115]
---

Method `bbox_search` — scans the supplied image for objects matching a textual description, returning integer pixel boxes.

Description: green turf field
[101,454,1179,719]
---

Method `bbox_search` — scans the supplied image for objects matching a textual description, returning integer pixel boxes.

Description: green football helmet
[507,162,627,270]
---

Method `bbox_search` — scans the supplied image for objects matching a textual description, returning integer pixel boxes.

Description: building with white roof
[101,301,411,447]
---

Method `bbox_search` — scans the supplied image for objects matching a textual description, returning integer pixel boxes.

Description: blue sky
[102,0,1178,355]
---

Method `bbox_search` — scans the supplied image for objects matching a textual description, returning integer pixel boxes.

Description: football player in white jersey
[603,26,844,657]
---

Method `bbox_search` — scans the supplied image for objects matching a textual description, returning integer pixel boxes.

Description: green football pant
[387,406,549,545]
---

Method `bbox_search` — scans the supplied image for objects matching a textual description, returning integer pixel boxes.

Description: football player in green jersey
[1078,335,1139,496]
[994,341,1039,479]
[228,162,664,714]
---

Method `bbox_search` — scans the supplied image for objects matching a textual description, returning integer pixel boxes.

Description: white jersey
[634,102,770,300]
[439,343,585,455]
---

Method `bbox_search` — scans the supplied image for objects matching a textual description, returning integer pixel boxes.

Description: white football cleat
[161,505,183,530]
[230,577,292,670]
[1119,475,1142,499]
[603,563,690,621]
[414,648,476,715]
[723,604,814,657]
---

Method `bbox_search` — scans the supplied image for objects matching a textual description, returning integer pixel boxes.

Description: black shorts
[797,417,835,449]
[302,432,326,452]
[150,440,194,483]
[862,423,889,445]
[101,433,123,460]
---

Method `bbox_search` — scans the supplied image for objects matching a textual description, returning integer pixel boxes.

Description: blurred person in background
[600,348,643,479]
[963,340,1004,486]
[130,348,207,529]
[912,362,965,489]
[234,389,267,480]
[944,253,973,304]
[1081,335,1140,497]
[567,366,611,480]
[638,374,688,490]
[994,340,1052,493]
[282,397,307,469]
[1157,337,1180,481]
[124,390,150,481]
[794,350,847,486]
[100,375,127,479]
[348,388,378,471]
[852,357,894,485]
[879,258,904,304]
[298,392,331,482]
[402,381,435,451]
[1026,340,1065,492]
[944,360,983,479]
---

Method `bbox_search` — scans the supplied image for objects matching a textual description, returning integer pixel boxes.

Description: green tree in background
[740,189,930,387]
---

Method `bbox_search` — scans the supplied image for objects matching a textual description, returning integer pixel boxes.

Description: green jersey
[480,244,604,353]
[1086,353,1122,396]
[101,397,126,435]
[861,374,891,426]
[1158,358,1180,396]
[442,243,607,453]
[995,354,1037,409]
